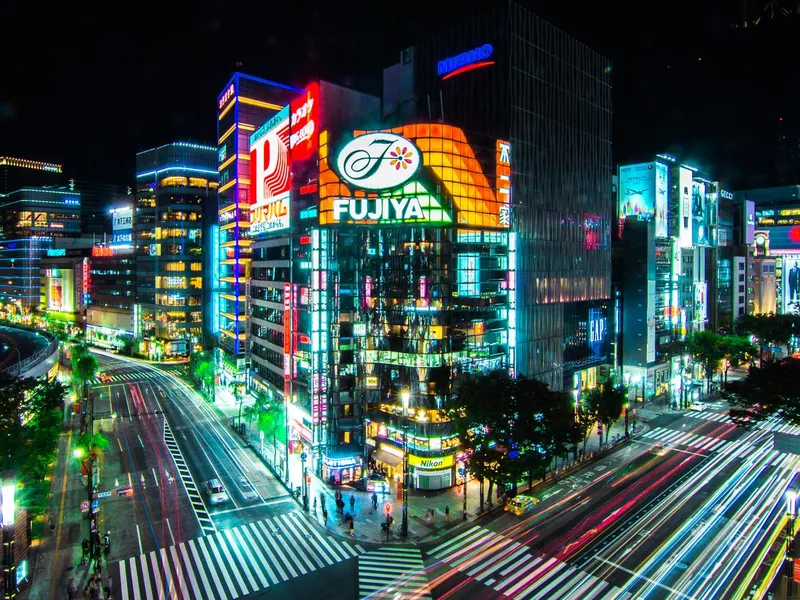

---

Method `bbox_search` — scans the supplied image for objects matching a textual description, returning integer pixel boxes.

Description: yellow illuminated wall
[319,123,509,229]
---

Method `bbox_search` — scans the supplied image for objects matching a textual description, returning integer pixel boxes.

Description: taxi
[505,494,540,516]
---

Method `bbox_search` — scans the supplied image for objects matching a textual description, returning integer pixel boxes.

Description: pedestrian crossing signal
[384,502,392,515]
[306,473,311,485]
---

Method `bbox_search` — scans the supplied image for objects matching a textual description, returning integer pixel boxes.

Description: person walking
[445,506,450,522]
[349,494,355,511]
[67,578,77,599]
[371,492,378,511]
[348,516,355,538]
[81,539,89,565]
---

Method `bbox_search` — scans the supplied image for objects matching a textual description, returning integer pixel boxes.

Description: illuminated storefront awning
[372,449,403,467]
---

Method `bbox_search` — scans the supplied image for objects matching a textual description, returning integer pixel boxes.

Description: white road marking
[135,524,143,555]
[166,517,175,546]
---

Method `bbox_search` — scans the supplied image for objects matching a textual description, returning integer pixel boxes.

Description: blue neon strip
[234,72,303,93]
[135,166,219,179]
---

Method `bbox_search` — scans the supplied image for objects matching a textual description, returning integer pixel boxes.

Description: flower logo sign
[336,132,421,191]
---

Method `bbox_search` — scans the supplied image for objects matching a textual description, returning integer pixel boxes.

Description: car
[505,495,540,516]
[203,479,228,505]
[650,442,669,456]
[98,373,112,383]
[365,474,391,494]
[689,401,707,411]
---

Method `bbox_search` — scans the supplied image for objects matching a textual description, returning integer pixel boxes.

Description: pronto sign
[336,132,421,191]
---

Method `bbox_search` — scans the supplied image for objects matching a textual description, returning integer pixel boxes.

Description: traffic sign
[91,500,99,514]
[458,468,466,476]
[300,452,307,460]
[96,491,112,499]
[80,500,89,513]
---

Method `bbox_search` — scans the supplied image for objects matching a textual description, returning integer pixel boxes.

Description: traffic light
[597,424,603,436]
[305,473,311,486]
[384,502,392,515]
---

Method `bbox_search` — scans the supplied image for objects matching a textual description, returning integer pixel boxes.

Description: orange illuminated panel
[318,124,510,229]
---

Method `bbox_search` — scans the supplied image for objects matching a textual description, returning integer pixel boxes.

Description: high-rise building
[0,185,81,310]
[246,77,514,488]
[134,142,217,359]
[382,2,613,391]
[86,245,135,351]
[214,73,301,386]
[0,156,64,193]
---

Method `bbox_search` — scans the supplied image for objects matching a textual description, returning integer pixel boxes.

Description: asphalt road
[416,405,799,600]
[0,324,49,368]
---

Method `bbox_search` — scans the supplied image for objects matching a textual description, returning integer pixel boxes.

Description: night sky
[2,0,797,189]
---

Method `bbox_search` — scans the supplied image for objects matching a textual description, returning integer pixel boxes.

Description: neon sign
[250,106,291,234]
[218,84,234,110]
[437,44,494,80]
[331,193,451,225]
[336,133,421,191]
[289,82,319,161]
[250,195,290,234]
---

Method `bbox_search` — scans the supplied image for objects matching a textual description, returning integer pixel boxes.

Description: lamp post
[401,390,410,538]
[1,480,15,599]
[624,402,630,439]
[787,488,797,599]
[300,451,308,512]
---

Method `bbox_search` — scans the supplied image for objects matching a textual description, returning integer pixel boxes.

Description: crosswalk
[359,547,431,599]
[428,525,631,600]
[686,410,800,435]
[90,372,148,385]
[110,512,363,599]
[686,410,732,423]
[641,427,733,452]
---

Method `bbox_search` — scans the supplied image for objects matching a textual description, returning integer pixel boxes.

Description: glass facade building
[247,76,514,488]
[134,142,217,358]
[0,186,81,309]
[215,73,301,386]
[383,1,613,391]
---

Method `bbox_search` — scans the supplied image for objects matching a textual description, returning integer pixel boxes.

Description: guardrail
[0,326,58,377]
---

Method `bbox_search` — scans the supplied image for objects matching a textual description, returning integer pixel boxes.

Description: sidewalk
[224,397,663,546]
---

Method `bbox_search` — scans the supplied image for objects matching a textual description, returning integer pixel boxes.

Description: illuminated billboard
[654,162,669,238]
[319,124,509,229]
[783,256,800,316]
[692,181,708,246]
[618,163,655,223]
[45,269,75,313]
[249,106,291,234]
[289,82,319,162]
[678,167,694,248]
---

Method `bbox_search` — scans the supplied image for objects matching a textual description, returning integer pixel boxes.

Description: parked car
[505,495,540,516]
[203,479,228,505]
[689,401,707,411]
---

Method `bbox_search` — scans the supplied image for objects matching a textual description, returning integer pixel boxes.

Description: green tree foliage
[735,313,800,365]
[189,351,215,390]
[718,335,758,387]
[684,331,726,393]
[445,370,579,505]
[70,344,98,396]
[725,357,800,427]
[0,376,67,515]
[586,384,627,443]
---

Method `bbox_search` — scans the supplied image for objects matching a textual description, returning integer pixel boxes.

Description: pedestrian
[348,517,355,538]
[81,539,89,564]
[445,506,450,522]
[322,507,328,523]
[313,497,317,514]
[371,492,378,510]
[67,577,77,599]
[349,494,355,511]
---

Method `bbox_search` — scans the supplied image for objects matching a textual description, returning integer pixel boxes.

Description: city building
[0,185,81,311]
[39,247,91,336]
[214,73,302,386]
[246,76,514,489]
[85,245,135,351]
[134,142,217,359]
[382,2,613,391]
[0,156,64,193]
[615,157,754,403]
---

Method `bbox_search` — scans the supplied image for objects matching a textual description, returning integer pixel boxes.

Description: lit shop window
[161,176,188,187]
[188,178,208,188]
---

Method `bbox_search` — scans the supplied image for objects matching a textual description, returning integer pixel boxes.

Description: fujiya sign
[336,133,421,191]
[333,197,425,222]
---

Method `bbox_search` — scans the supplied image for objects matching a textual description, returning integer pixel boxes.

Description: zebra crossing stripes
[427,525,631,600]
[687,410,732,423]
[112,512,362,600]
[359,547,431,599]
[641,427,730,452]
[162,419,215,535]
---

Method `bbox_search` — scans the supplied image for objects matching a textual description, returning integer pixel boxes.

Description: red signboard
[289,82,319,161]
[284,282,292,383]
[794,558,800,583]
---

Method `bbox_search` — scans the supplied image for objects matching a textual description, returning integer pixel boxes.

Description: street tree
[735,314,800,365]
[725,357,800,427]
[718,336,758,388]
[575,402,596,456]
[586,384,627,444]
[684,331,725,394]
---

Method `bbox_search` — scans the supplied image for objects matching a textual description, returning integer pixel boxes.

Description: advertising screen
[694,282,708,325]
[692,181,708,246]
[618,163,655,223]
[250,106,291,234]
[654,162,669,238]
[783,256,800,316]
[289,82,319,162]
[678,167,693,248]
[46,270,74,313]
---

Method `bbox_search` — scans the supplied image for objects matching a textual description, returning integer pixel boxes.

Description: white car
[689,402,707,411]
[204,479,229,505]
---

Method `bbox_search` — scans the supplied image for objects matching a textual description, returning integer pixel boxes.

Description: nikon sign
[408,454,455,469]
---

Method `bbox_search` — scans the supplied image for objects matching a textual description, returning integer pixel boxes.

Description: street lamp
[624,402,630,438]
[787,488,797,599]
[401,389,410,538]
[2,481,15,599]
